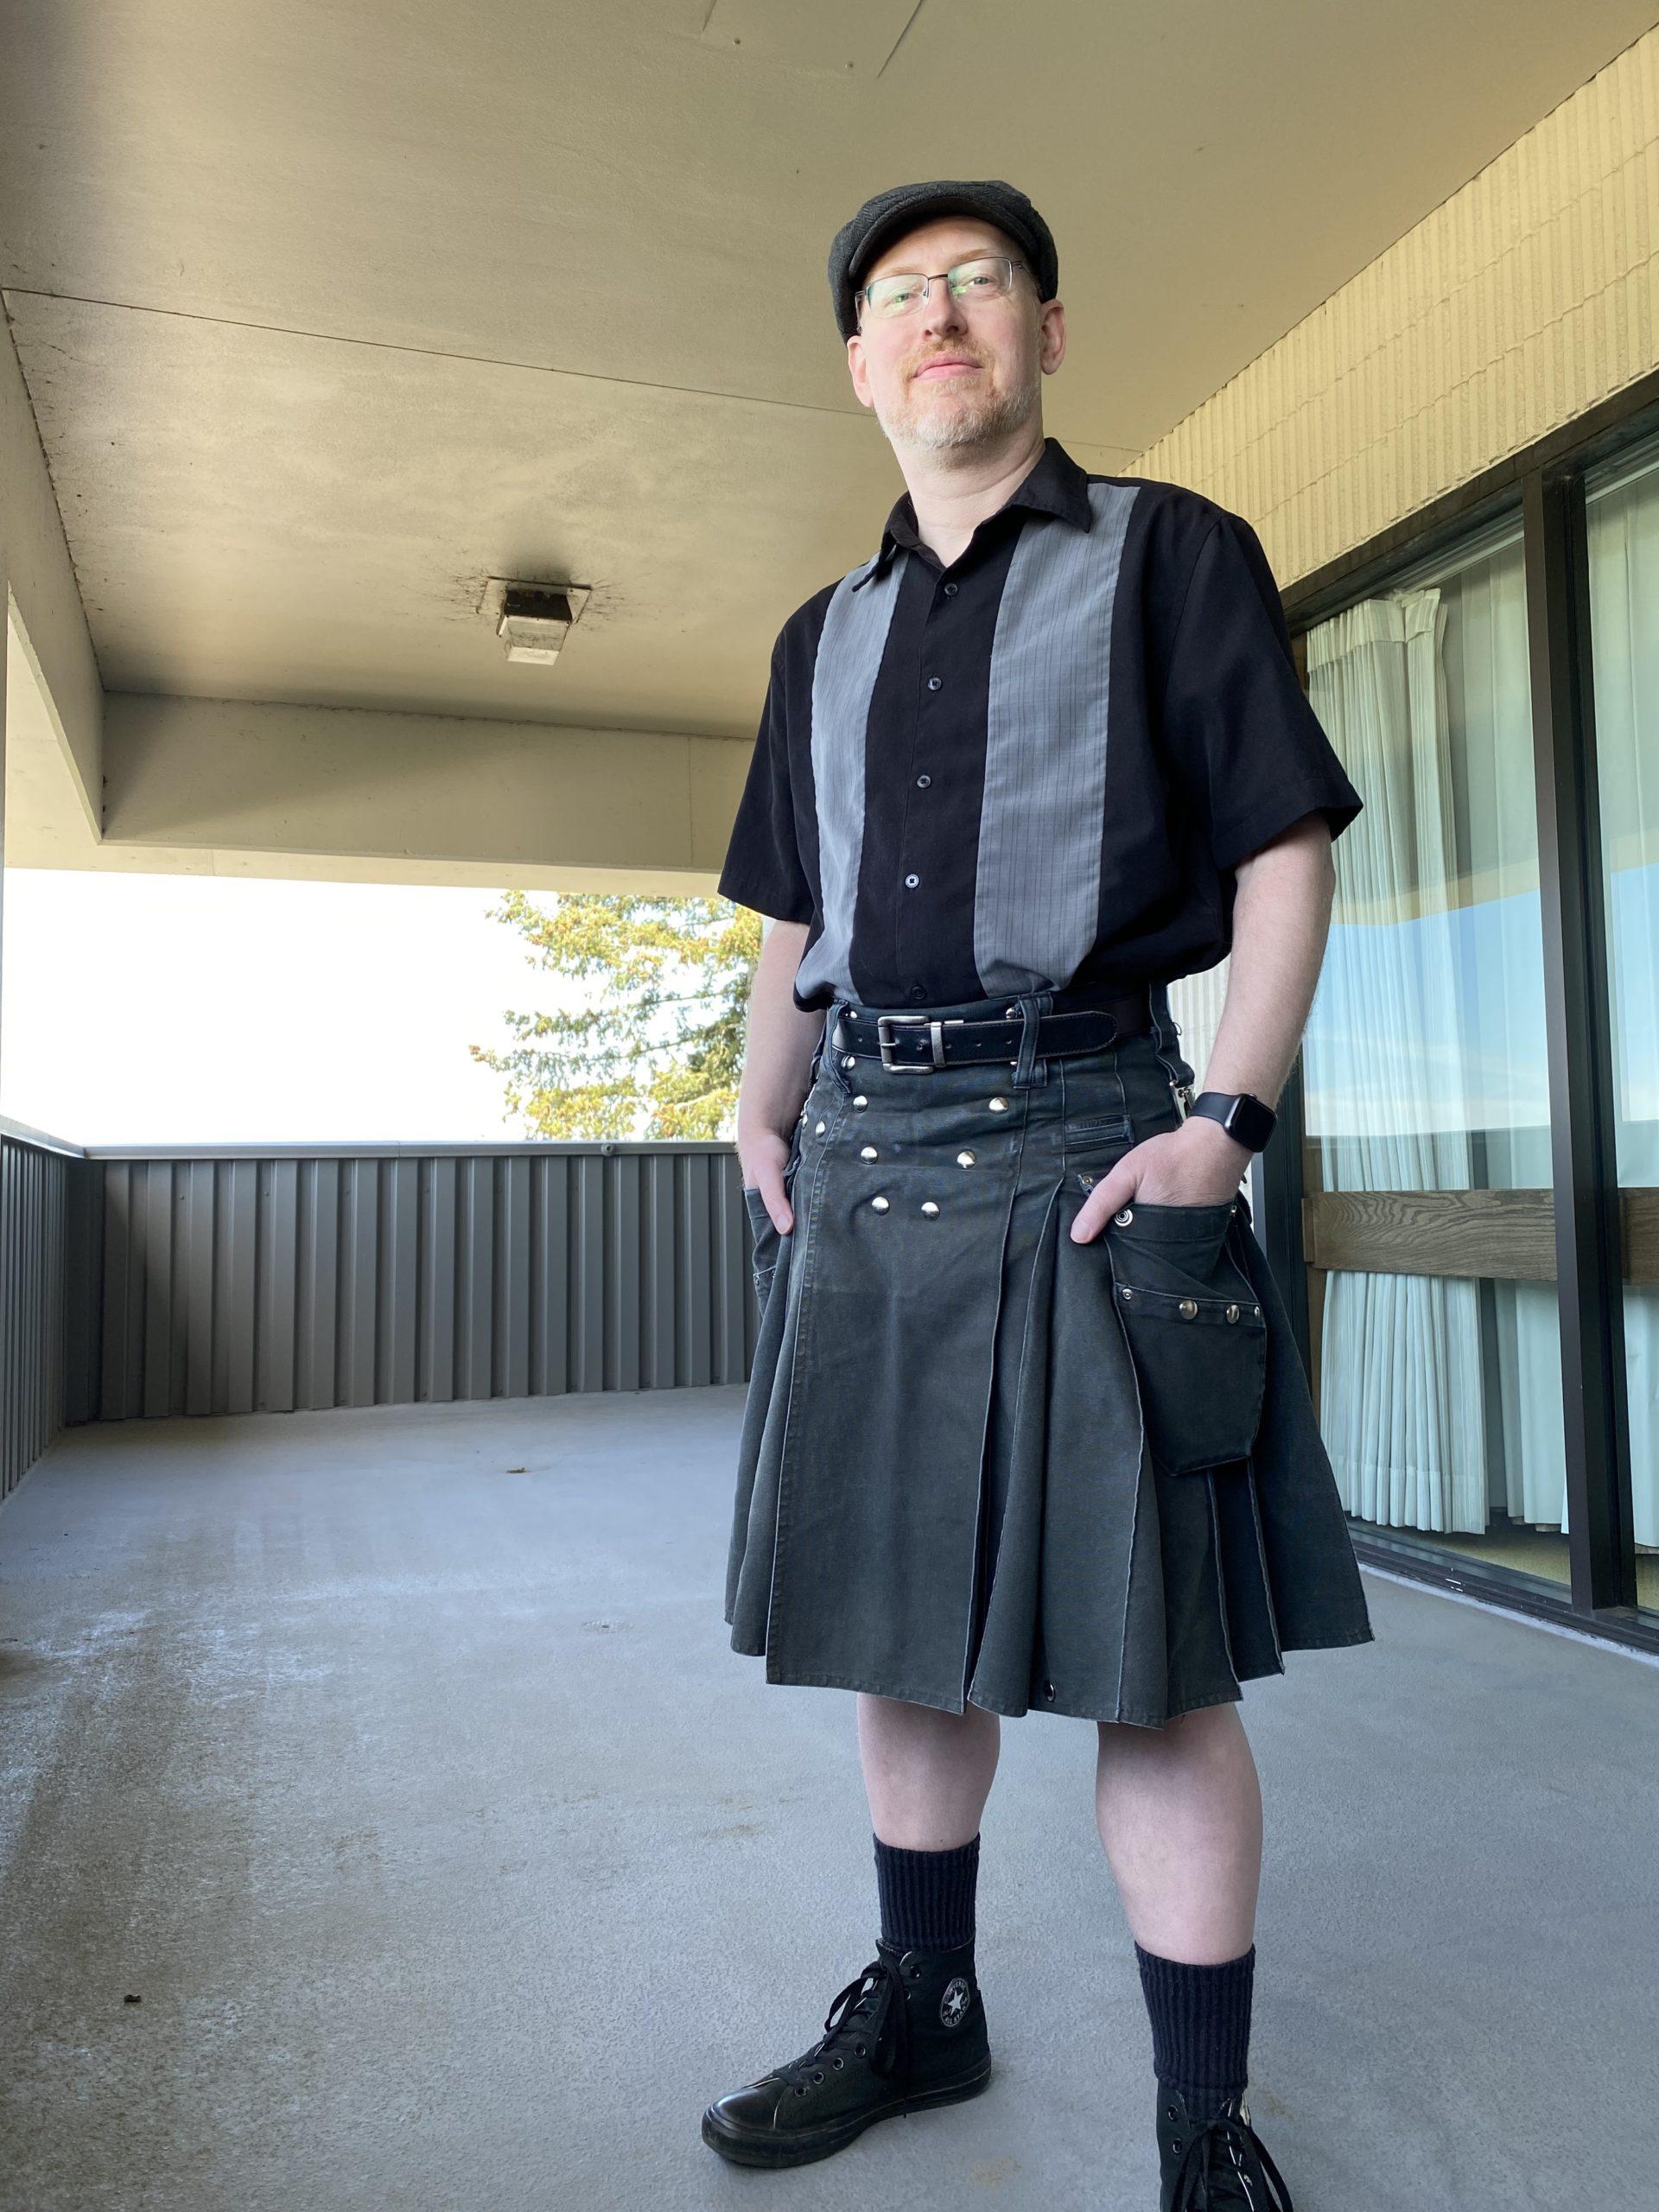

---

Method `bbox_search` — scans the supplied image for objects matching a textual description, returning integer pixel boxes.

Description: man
[701,180,1373,2211]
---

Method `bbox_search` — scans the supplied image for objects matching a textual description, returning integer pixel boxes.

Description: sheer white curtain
[1302,532,1567,1538]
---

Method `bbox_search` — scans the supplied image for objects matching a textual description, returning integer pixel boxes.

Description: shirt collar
[849,435,1094,590]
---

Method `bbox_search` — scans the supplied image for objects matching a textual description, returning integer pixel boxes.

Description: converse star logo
[938,1975,971,2028]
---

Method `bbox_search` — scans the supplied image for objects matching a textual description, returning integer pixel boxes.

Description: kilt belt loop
[1009,989,1055,1090]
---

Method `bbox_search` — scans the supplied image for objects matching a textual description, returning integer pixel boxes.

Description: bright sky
[0,871,582,1147]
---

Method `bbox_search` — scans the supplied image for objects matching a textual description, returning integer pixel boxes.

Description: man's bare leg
[857,1691,1001,1847]
[1096,1702,1271,2198]
[1094,1703,1262,1960]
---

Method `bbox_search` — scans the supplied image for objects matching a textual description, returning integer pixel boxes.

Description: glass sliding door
[1585,428,1659,1618]
[1298,514,1570,1595]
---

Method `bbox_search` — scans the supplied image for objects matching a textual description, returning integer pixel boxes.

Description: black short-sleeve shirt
[715,435,1362,1014]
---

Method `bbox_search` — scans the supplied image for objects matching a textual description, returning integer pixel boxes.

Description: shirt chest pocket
[1103,1199,1267,1474]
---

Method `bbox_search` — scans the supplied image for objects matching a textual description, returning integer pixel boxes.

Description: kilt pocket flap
[1103,1203,1267,1474]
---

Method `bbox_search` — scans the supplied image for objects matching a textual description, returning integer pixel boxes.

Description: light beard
[877,364,1041,455]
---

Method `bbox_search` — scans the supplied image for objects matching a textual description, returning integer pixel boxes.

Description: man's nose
[919,277,969,336]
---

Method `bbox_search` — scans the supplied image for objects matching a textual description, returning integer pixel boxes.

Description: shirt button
[915,773,931,788]
[944,582,959,596]
[926,676,943,691]
[904,873,920,888]
[908,982,927,1001]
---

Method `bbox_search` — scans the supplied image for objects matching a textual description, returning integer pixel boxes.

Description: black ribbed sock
[872,1831,980,1953]
[1134,1940,1254,2113]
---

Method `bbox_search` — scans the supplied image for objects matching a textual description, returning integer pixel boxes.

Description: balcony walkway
[1,1391,1654,2210]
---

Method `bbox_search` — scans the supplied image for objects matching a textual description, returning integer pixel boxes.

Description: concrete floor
[1,1391,1655,2212]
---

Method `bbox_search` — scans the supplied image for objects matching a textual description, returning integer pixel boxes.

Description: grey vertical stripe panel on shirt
[975,481,1141,995]
[795,556,906,1002]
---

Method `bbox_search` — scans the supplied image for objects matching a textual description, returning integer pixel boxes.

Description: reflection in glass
[1300,518,1569,1594]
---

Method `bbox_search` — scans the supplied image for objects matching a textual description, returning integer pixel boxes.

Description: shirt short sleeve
[715,639,815,924]
[1160,510,1363,872]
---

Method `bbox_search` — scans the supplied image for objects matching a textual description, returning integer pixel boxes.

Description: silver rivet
[860,1145,878,1160]
[920,1200,939,1217]
[1114,1207,1134,1226]
[1179,1297,1198,1319]
[815,1120,826,1134]
[1252,1305,1262,1317]
[1225,1303,1240,1323]
[1003,1005,1016,1018]
[1119,1286,1134,1300]
[956,1149,976,1167]
[854,1095,868,1109]
[842,1052,856,1068]
[870,1194,889,1212]
[988,1096,1008,1113]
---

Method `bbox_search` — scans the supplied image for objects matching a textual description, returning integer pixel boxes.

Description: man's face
[844,217,1065,455]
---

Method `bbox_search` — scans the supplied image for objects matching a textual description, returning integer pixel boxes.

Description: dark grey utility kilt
[727,982,1376,1727]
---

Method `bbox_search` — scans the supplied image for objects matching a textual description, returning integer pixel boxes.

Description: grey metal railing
[0,1120,78,1502]
[0,1124,760,1492]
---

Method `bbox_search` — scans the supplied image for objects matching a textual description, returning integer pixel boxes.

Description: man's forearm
[735,919,822,1187]
[1197,813,1337,1110]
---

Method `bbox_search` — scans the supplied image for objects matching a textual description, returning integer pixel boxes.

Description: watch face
[1229,1095,1274,1149]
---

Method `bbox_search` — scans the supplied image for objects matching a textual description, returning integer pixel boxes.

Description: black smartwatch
[1189,1090,1277,1153]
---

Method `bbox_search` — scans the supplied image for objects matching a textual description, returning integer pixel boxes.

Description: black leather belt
[833,982,1154,1072]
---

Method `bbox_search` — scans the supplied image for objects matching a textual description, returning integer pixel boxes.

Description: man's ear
[845,334,873,410]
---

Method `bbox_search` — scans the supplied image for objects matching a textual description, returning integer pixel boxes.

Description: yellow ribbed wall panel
[1135,32,1659,582]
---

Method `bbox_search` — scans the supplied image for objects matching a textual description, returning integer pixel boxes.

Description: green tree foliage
[469,889,760,1139]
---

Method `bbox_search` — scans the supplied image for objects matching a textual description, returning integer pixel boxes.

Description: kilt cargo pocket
[1103,1198,1267,1474]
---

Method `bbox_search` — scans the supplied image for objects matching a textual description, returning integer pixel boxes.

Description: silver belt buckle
[876,1013,950,1071]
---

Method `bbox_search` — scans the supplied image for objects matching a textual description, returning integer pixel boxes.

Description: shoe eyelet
[794,2085,806,2096]
[812,2069,823,2082]
[832,2056,844,2069]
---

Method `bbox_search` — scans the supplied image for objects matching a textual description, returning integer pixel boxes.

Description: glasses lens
[867,272,925,318]
[947,257,1011,298]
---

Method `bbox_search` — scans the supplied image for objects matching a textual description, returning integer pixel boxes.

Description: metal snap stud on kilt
[854,1095,868,1109]
[1225,1303,1240,1322]
[921,1201,939,1217]
[843,1053,855,1068]
[1114,1206,1134,1225]
[870,1195,889,1211]
[1179,1297,1198,1318]
[861,1145,878,1160]
[988,1096,1008,1112]
[815,1120,826,1134]
[957,1149,976,1166]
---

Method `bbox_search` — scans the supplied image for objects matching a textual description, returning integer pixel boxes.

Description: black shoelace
[775,1951,913,2094]
[1169,2093,1294,2210]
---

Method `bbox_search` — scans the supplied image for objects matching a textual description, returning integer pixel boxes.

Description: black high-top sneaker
[1155,2083,1295,2209]
[700,1933,991,2169]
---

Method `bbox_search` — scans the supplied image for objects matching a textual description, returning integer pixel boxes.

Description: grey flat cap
[827,178,1058,341]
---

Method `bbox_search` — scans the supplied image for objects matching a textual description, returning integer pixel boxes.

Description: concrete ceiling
[2,0,1656,752]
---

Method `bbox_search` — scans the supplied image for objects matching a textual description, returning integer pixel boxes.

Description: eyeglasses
[858,254,1029,323]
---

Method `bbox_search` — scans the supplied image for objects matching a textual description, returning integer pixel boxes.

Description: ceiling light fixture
[481,577,593,664]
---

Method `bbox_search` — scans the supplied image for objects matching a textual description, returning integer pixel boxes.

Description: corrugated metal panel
[1135,29,1659,582]
[86,1147,760,1421]
[0,1134,72,1498]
